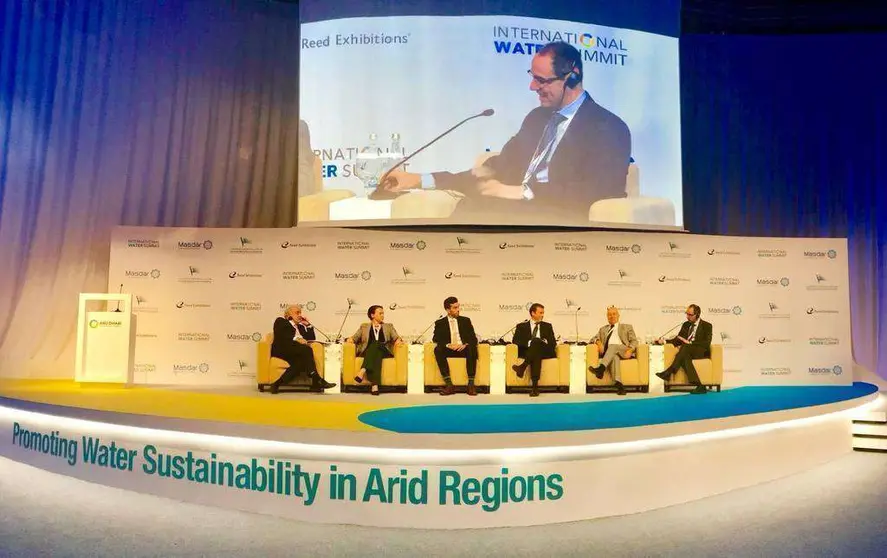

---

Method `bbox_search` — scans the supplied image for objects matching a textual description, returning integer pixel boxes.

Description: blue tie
[523,112,566,186]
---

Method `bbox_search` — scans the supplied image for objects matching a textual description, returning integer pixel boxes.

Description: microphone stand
[413,315,442,345]
[655,321,685,344]
[370,109,495,200]
[302,320,333,344]
[488,320,527,346]
[565,307,586,345]
[334,300,354,343]
[113,284,123,312]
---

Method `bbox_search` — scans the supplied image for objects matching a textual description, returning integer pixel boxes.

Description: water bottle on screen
[355,133,385,196]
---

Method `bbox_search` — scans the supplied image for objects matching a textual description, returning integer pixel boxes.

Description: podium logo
[177,240,213,250]
[605,244,641,254]
[124,269,161,279]
[226,332,263,342]
[334,270,371,281]
[389,240,426,251]
[127,239,159,248]
[88,319,122,328]
[173,363,210,374]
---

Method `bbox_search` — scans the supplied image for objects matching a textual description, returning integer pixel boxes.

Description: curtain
[0,0,301,376]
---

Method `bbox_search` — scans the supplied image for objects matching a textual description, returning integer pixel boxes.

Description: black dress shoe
[312,375,337,390]
[588,364,605,380]
[690,385,708,395]
[269,383,280,394]
[655,371,671,381]
[512,364,525,379]
[615,382,627,396]
[529,387,540,397]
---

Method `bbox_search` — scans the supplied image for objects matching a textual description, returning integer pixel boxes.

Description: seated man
[511,303,557,397]
[433,296,479,397]
[588,306,638,396]
[269,304,336,394]
[347,305,402,395]
[656,304,712,395]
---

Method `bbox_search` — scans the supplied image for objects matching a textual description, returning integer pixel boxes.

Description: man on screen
[381,41,631,224]
[511,303,558,397]
[433,296,479,397]
[655,304,712,395]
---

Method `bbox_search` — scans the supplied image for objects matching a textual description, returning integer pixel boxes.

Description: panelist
[347,305,403,396]
[432,296,479,397]
[269,304,336,394]
[588,306,638,396]
[656,304,712,395]
[511,303,557,397]
[380,41,631,224]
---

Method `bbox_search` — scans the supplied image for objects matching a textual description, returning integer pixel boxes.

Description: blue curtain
[681,33,887,379]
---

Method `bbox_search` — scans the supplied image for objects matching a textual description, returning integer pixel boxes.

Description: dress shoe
[615,382,627,396]
[467,384,477,397]
[512,364,525,379]
[439,384,456,396]
[269,383,280,395]
[690,385,708,395]
[312,375,337,390]
[529,387,540,398]
[655,371,671,382]
[588,364,605,380]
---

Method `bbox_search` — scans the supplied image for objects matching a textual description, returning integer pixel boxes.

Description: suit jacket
[432,315,478,349]
[271,317,316,359]
[668,319,712,356]
[512,320,557,358]
[591,323,638,351]
[350,322,400,356]
[433,94,631,224]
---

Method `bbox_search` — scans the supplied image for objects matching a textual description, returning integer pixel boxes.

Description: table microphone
[334,298,355,343]
[370,108,495,200]
[655,321,686,344]
[413,315,443,345]
[565,306,586,345]
[300,318,332,343]
[113,283,123,312]
[489,319,528,345]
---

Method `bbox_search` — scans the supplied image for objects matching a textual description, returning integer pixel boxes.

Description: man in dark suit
[656,304,712,395]
[511,303,558,397]
[269,304,336,394]
[433,296,479,397]
[379,41,631,225]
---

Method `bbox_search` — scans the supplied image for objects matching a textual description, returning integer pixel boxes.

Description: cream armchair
[423,343,491,393]
[298,156,356,222]
[663,344,724,392]
[588,162,676,226]
[505,343,570,393]
[342,341,408,392]
[586,344,650,393]
[255,333,326,392]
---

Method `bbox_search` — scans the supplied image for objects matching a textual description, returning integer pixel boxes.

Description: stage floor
[0,379,878,449]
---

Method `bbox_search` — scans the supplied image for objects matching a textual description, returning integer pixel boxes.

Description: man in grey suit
[588,306,638,396]
[346,305,402,395]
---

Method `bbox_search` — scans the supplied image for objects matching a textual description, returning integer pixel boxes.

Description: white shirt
[448,316,462,345]
[372,324,382,341]
[527,320,543,347]
[289,320,303,341]
[603,323,619,345]
[532,91,588,184]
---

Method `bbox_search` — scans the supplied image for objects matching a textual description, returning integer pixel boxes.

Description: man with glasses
[655,304,713,395]
[379,41,631,224]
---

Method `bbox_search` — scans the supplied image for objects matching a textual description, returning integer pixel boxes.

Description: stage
[0,379,881,528]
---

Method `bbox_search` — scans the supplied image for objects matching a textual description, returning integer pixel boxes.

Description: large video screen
[298,1,682,229]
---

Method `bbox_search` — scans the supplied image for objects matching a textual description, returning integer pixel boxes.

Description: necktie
[532,322,540,339]
[603,325,614,353]
[523,112,567,187]
[688,324,696,342]
[450,318,459,345]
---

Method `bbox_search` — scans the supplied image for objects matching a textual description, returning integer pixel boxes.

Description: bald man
[588,307,638,396]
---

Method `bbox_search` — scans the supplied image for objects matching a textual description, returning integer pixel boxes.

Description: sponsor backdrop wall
[110,227,851,387]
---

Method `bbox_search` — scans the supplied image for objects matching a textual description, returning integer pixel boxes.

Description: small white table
[569,345,588,395]
[488,345,506,395]
[407,344,425,395]
[648,344,665,394]
[323,344,342,394]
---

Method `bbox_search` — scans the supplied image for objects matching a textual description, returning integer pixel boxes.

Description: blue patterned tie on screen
[522,112,567,187]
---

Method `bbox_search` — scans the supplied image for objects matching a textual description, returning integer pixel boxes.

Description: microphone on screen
[369,108,495,200]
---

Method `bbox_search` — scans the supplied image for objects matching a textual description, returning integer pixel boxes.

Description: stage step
[852,413,887,453]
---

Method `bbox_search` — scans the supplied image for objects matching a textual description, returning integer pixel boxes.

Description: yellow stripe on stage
[0,380,387,431]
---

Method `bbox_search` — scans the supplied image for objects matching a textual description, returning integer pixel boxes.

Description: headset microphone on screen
[564,66,581,88]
